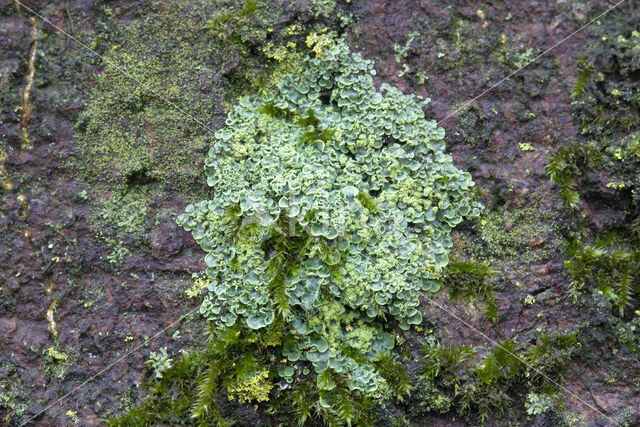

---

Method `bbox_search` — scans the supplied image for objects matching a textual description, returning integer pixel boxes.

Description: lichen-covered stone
[178,34,480,395]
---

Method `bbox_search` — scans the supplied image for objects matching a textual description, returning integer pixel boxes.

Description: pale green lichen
[178,35,480,395]
[145,348,173,379]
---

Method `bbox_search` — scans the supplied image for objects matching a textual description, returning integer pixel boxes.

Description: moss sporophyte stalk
[177,34,480,398]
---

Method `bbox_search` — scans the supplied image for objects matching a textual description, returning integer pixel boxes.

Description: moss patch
[73,0,289,193]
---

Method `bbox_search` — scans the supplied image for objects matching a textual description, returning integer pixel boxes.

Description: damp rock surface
[0,0,639,425]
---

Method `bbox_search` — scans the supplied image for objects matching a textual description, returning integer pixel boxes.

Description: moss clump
[548,132,640,213]
[420,331,579,423]
[479,206,560,262]
[572,26,640,136]
[440,259,499,321]
[107,326,271,426]
[207,0,271,44]
[74,0,287,193]
[566,234,640,317]
[88,185,154,265]
[107,324,387,426]
[43,346,71,380]
[451,196,566,274]
[550,7,640,218]
[0,363,30,426]
[548,7,640,317]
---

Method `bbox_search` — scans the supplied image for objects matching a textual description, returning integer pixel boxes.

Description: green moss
[74,0,287,193]
[573,25,640,136]
[419,377,453,414]
[451,197,565,277]
[107,323,384,426]
[565,234,640,317]
[0,363,30,426]
[478,207,559,262]
[87,185,154,264]
[207,0,268,43]
[548,7,640,321]
[615,309,640,355]
[43,346,71,380]
[440,259,499,321]
[420,330,580,423]
[227,368,273,403]
[550,7,640,217]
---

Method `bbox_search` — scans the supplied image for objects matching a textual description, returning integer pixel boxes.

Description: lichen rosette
[178,35,480,394]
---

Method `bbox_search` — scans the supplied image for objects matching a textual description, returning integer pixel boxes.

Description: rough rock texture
[1,0,638,425]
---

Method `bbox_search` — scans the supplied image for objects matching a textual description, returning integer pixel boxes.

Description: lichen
[227,368,273,403]
[94,188,149,238]
[145,348,173,380]
[178,34,480,396]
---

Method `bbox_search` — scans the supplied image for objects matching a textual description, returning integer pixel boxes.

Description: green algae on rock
[73,0,285,193]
